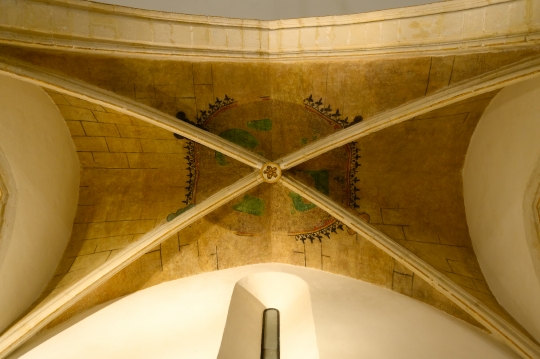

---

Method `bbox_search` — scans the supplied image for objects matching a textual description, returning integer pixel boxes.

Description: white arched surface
[9,264,518,359]
[463,76,540,342]
[0,74,79,332]
[218,272,319,359]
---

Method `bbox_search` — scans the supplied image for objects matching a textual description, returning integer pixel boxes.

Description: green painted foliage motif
[289,192,316,212]
[219,129,259,148]
[215,128,260,166]
[305,170,329,195]
[215,152,228,166]
[247,118,272,131]
[233,194,265,216]
[166,204,196,222]
[288,171,327,212]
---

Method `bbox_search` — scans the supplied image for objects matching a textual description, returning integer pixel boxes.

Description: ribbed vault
[1,8,540,358]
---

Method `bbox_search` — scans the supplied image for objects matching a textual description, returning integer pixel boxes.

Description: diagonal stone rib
[276,55,540,170]
[279,174,540,359]
[0,57,267,169]
[0,171,264,359]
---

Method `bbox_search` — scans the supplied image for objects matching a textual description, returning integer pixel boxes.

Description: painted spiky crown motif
[196,95,236,124]
[295,221,347,243]
[303,95,363,128]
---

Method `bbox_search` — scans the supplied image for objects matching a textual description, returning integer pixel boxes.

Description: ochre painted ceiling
[1,45,539,339]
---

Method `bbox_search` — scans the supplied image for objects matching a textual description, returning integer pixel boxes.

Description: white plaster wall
[0,74,79,332]
[463,76,540,342]
[217,282,267,359]
[96,0,442,20]
[9,264,519,359]
[218,272,319,359]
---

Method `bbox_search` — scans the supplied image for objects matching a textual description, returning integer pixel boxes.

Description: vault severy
[191,98,354,238]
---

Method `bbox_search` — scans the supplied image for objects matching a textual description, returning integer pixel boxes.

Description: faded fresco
[168,95,361,243]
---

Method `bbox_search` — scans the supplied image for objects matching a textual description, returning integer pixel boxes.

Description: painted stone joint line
[277,175,540,359]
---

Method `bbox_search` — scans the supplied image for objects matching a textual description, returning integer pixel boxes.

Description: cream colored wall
[463,76,540,341]
[218,273,319,359]
[9,264,519,359]
[0,74,79,332]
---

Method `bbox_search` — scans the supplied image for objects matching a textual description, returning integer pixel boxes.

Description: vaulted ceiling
[1,0,540,358]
